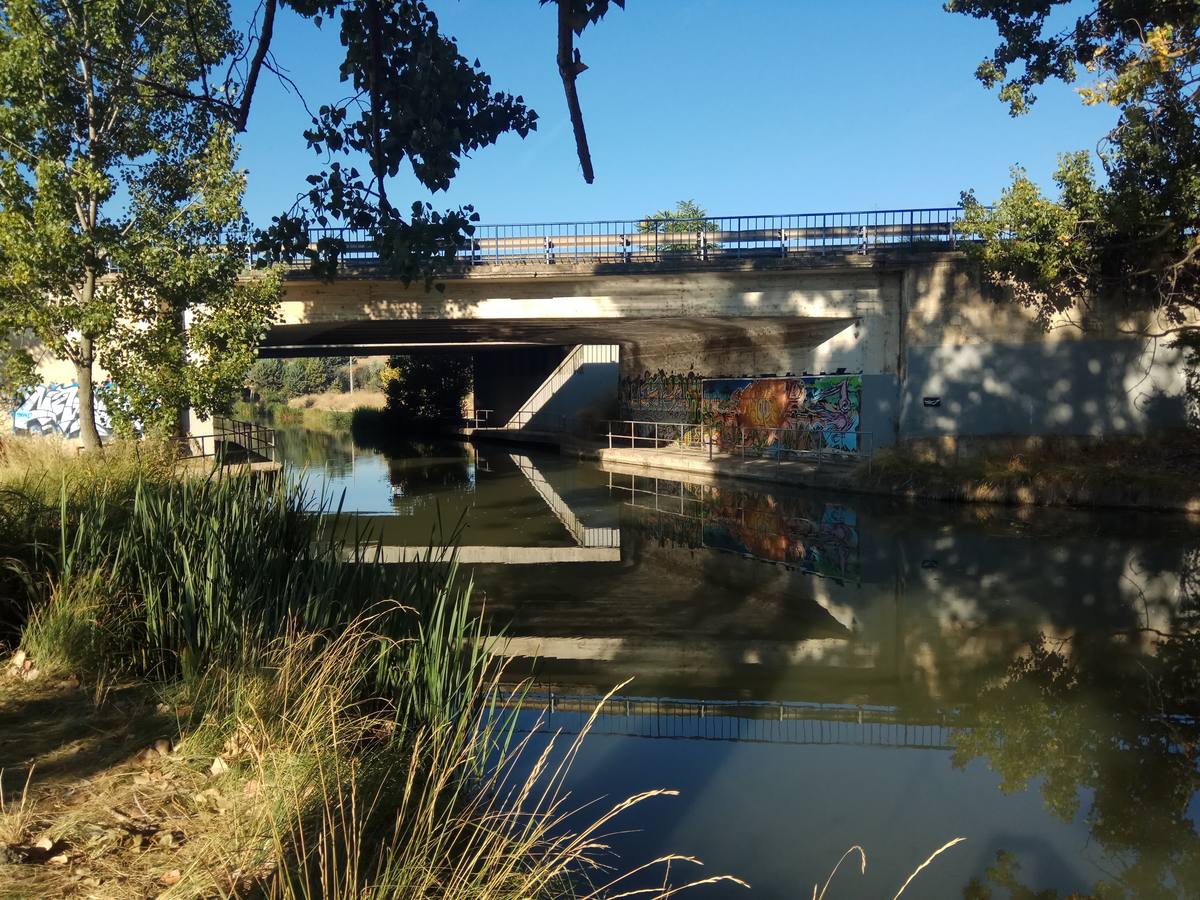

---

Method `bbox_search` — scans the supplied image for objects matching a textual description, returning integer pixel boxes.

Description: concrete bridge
[18,206,1188,450]
[259,206,1188,450]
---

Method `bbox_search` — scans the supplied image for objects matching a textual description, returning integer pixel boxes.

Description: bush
[383,352,471,423]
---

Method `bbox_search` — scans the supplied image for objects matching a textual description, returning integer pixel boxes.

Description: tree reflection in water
[955,578,1200,899]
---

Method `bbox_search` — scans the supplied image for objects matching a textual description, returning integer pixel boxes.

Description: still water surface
[276,425,1200,899]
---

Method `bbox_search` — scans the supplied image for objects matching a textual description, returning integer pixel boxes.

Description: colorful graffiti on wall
[701,374,862,453]
[618,369,704,423]
[12,383,114,440]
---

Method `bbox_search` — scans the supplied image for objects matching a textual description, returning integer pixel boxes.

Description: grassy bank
[0,441,740,898]
[232,399,369,434]
[853,431,1200,512]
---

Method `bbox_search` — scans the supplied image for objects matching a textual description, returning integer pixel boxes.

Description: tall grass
[3,444,743,897]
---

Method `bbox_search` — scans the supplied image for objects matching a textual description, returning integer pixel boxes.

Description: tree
[383,352,472,423]
[948,1,1200,354]
[247,359,286,401]
[280,356,346,398]
[0,339,35,407]
[100,127,281,438]
[638,200,720,254]
[0,0,278,447]
[253,0,539,282]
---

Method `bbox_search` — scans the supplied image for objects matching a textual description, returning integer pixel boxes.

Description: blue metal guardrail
[302,206,967,268]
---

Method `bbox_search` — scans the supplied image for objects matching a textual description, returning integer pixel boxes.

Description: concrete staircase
[504,344,619,430]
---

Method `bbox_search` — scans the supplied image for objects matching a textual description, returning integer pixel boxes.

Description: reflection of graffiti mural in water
[12,383,113,440]
[619,370,704,422]
[613,474,859,583]
[702,490,859,583]
[702,374,862,453]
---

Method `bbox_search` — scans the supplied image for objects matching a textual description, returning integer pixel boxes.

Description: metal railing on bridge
[300,207,966,270]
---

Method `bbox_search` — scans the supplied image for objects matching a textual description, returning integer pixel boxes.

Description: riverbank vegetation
[0,440,741,898]
[232,399,357,435]
[854,431,1200,512]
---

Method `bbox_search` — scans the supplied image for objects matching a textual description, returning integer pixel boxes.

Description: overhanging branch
[556,1,594,184]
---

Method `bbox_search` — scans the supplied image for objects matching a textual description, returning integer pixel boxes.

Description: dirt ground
[0,669,265,899]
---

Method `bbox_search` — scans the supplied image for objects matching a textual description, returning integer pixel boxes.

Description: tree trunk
[168,299,189,447]
[75,335,103,450]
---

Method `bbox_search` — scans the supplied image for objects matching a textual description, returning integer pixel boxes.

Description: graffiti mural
[619,369,704,422]
[702,374,862,453]
[12,383,114,440]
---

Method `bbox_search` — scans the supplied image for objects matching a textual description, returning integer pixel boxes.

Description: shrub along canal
[276,423,1200,899]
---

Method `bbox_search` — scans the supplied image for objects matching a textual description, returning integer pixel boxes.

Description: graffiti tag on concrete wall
[702,374,862,453]
[12,383,114,440]
[619,370,704,422]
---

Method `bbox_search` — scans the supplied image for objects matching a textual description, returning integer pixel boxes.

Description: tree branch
[556,1,594,184]
[233,0,278,133]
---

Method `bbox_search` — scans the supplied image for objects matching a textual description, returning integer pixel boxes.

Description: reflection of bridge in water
[502,689,953,750]
[370,451,620,563]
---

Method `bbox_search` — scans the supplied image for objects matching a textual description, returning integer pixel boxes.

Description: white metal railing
[604,418,872,466]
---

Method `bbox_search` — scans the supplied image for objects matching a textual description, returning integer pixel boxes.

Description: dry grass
[0,628,746,900]
[0,436,177,506]
[287,391,386,412]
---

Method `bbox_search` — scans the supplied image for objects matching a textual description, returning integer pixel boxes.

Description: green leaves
[0,1,272,444]
[951,1,1200,347]
[258,0,537,282]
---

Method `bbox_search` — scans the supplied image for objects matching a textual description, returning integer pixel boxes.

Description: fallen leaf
[209,757,229,777]
[34,836,53,851]
[46,852,68,866]
[159,869,182,886]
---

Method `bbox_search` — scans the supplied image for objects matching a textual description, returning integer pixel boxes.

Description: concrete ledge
[273,248,965,284]
[371,546,621,564]
[597,447,855,489]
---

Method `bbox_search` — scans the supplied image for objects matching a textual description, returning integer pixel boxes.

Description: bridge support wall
[612,256,1191,449]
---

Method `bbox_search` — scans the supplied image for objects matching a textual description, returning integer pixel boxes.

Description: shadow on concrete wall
[900,338,1186,439]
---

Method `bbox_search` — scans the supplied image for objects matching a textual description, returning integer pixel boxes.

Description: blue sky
[235,0,1116,227]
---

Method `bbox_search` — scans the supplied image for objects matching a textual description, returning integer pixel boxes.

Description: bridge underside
[257,315,855,357]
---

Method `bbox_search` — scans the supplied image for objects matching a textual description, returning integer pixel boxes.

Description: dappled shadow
[0,681,175,803]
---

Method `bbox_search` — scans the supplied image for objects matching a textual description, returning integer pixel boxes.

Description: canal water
[276,425,1200,899]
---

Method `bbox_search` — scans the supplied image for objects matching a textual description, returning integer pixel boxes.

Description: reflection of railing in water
[502,689,953,749]
[607,471,860,583]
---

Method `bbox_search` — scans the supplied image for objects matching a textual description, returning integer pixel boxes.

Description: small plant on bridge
[638,199,721,256]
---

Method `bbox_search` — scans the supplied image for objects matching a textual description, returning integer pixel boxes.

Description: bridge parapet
[282,207,966,274]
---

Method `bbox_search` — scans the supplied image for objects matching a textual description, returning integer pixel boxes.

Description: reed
[4,446,740,897]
